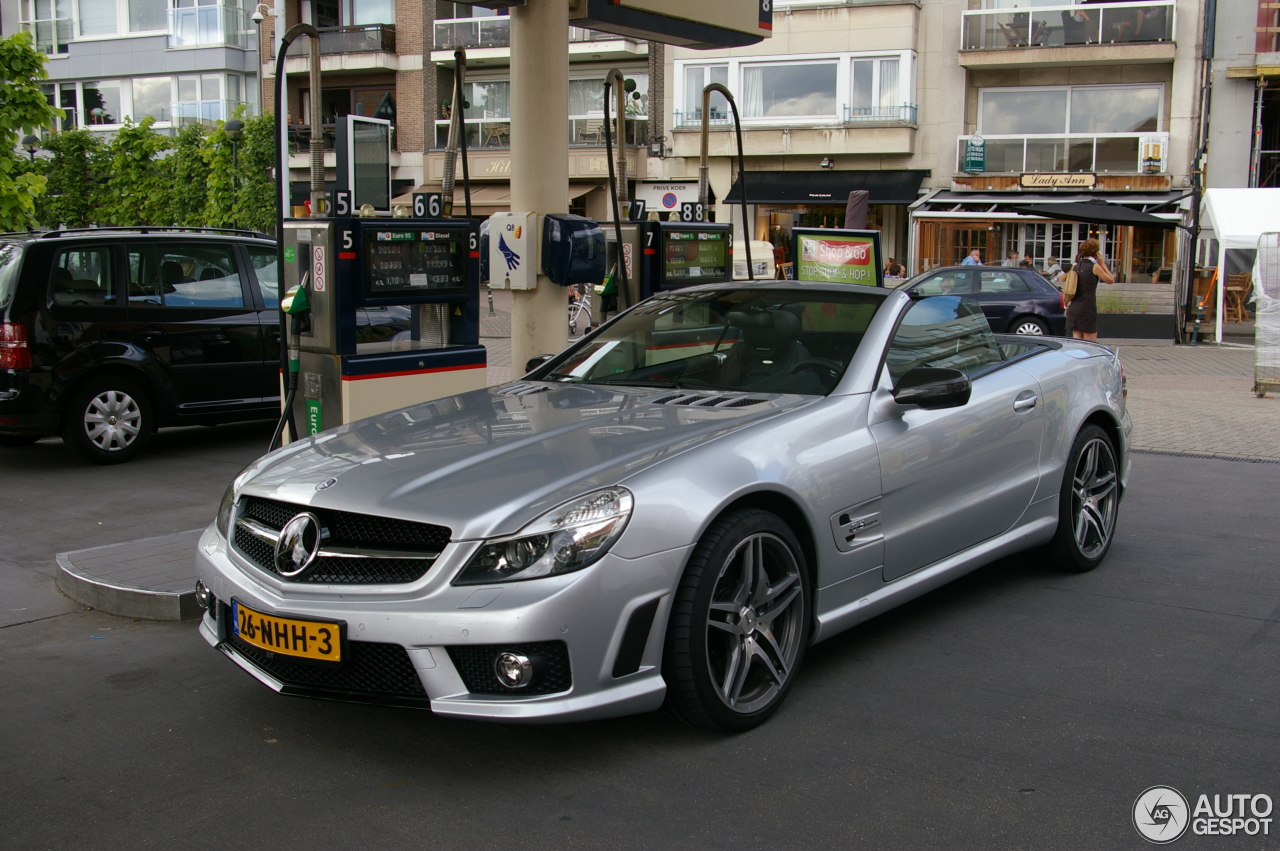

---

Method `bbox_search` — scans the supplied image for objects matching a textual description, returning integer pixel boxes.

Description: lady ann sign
[793,228,883,287]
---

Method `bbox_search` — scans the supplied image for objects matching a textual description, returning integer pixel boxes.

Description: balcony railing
[288,122,397,153]
[173,100,253,127]
[283,24,396,56]
[844,104,918,123]
[672,107,917,128]
[433,116,648,149]
[168,4,251,48]
[961,0,1174,50]
[20,18,72,55]
[433,16,617,51]
[956,132,1170,174]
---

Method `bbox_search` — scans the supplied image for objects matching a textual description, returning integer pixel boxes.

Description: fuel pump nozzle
[268,275,313,452]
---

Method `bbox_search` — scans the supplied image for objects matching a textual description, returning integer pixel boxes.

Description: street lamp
[21,135,39,163]
[224,119,244,229]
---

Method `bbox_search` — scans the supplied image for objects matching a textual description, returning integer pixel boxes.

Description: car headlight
[215,463,257,540]
[216,481,237,540]
[454,487,634,585]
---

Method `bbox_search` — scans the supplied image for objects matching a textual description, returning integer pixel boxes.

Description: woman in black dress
[1066,238,1116,341]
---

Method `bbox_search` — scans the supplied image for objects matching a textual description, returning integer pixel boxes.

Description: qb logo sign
[1133,787,1189,844]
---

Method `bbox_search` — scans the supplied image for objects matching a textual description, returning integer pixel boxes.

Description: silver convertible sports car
[196,282,1130,731]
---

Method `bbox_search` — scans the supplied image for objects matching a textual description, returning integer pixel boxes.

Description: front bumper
[195,524,688,722]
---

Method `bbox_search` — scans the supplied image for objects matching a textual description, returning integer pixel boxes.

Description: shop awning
[1008,198,1181,230]
[725,170,930,205]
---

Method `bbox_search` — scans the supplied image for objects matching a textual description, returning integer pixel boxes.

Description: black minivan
[0,227,284,464]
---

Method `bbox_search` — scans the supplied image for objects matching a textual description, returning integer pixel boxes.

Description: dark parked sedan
[900,265,1066,336]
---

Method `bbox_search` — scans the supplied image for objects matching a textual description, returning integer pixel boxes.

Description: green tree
[98,117,173,226]
[35,128,106,227]
[202,122,236,228]
[234,113,278,234]
[0,32,59,231]
[169,122,210,226]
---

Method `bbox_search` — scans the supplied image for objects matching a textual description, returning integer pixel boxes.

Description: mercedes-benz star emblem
[274,512,327,578]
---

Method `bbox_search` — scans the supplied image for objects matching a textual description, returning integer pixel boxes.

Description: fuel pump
[639,221,733,298]
[279,215,486,438]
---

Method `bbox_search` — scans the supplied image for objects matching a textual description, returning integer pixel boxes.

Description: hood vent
[645,392,771,409]
[496,382,549,397]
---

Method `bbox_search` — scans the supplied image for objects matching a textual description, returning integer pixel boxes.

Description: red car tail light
[0,323,32,369]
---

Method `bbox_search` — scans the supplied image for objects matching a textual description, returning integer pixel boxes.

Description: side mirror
[892,367,971,410]
[525,354,554,374]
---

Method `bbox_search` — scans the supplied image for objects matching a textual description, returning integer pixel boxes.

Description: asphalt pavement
[1,419,1277,848]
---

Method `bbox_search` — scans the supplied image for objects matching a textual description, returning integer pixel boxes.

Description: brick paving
[1111,341,1280,461]
[480,286,513,387]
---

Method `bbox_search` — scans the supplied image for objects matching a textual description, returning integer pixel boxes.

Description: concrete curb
[55,531,203,622]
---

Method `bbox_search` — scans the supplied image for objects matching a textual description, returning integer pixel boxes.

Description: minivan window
[52,247,116,307]
[247,245,278,308]
[129,243,245,308]
[0,243,22,310]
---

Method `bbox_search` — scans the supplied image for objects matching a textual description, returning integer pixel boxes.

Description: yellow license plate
[231,600,343,663]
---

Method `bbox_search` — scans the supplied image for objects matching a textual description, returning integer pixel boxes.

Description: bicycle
[568,285,593,338]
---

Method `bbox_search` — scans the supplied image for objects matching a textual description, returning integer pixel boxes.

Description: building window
[979,84,1162,136]
[683,64,729,121]
[128,0,163,31]
[742,61,838,119]
[77,0,117,35]
[675,52,915,127]
[129,76,170,121]
[84,80,122,124]
[20,0,73,54]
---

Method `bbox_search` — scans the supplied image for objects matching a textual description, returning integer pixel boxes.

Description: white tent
[1201,188,1280,343]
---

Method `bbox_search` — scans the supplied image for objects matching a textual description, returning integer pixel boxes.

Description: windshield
[534,288,885,395]
[0,243,23,312]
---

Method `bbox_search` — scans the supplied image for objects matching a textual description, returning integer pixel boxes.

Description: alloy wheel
[1014,320,1046,335]
[83,390,142,452]
[1071,437,1118,559]
[705,532,805,714]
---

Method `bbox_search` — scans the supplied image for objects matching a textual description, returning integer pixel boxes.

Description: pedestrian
[1019,257,1033,269]
[883,257,896,276]
[1045,256,1062,279]
[961,248,982,266]
[1003,251,1020,267]
[1065,238,1115,342]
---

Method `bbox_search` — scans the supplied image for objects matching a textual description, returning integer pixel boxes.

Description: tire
[61,375,154,465]
[1047,424,1120,572]
[663,508,811,732]
[1011,315,1049,336]
[0,435,41,448]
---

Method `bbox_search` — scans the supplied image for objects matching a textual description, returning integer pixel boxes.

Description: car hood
[240,383,813,541]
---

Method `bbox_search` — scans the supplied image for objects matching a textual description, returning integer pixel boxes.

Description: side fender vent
[496,382,549,397]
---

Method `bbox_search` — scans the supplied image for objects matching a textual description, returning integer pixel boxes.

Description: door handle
[134,329,163,345]
[1013,394,1039,412]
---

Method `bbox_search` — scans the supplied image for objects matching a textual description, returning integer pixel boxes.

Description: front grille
[232,496,451,584]
[229,632,427,700]
[446,641,572,696]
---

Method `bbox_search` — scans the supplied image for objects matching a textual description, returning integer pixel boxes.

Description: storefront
[909,190,1185,281]
[723,170,929,270]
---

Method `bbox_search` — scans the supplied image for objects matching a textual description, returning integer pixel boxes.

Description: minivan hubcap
[84,390,141,452]
[705,533,805,714]
[1072,438,1118,559]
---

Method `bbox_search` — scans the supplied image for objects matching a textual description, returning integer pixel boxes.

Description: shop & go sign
[793,228,882,286]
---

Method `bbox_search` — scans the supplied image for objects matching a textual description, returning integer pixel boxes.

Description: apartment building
[3,0,259,135]
[1206,0,1277,189]
[259,1,655,215]
[655,0,1204,282]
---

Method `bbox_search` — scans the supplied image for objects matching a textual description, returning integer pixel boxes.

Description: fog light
[195,581,211,609]
[494,651,533,689]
